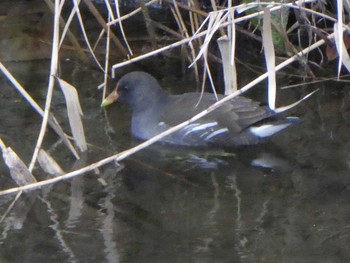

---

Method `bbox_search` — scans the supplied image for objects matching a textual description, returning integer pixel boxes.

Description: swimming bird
[102,71,298,147]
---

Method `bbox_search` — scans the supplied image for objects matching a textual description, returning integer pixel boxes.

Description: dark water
[1,58,350,263]
[2,2,350,263]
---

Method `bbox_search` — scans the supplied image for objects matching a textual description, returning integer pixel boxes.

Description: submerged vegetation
[0,0,348,196]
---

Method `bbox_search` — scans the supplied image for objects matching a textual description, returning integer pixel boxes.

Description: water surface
[1,2,350,263]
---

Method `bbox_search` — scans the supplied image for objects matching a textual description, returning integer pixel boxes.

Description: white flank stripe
[183,123,202,136]
[199,131,210,138]
[191,122,218,132]
[205,128,229,141]
[250,123,291,138]
[183,123,201,130]
[183,122,218,138]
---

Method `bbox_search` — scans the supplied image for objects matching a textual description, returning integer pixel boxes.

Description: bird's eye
[120,84,128,91]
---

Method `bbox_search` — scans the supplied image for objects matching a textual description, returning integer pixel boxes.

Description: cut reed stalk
[171,0,199,80]
[44,0,88,63]
[138,0,158,49]
[29,0,61,172]
[84,0,128,56]
[0,62,79,159]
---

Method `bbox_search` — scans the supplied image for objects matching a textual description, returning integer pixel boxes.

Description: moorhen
[101,71,298,147]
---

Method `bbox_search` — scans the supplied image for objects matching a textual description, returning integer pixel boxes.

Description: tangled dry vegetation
[0,0,348,199]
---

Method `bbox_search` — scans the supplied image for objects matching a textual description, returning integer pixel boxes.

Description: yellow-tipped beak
[101,90,118,107]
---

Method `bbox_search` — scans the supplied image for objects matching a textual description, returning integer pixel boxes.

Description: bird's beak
[101,89,119,107]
